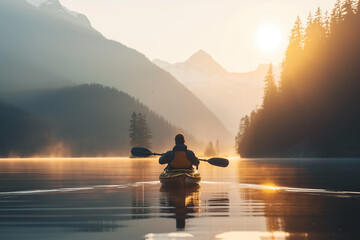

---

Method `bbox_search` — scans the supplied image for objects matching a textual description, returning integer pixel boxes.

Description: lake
[0,158,360,240]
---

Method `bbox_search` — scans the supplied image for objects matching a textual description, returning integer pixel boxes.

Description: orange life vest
[170,151,192,169]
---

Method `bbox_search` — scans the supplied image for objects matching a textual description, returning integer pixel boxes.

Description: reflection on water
[216,231,291,240]
[160,185,201,230]
[0,158,359,239]
[238,159,360,240]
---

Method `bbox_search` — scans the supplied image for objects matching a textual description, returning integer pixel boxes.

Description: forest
[0,101,56,157]
[236,0,360,157]
[1,84,196,157]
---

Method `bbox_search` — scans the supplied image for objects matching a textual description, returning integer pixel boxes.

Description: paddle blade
[131,147,153,157]
[207,158,229,167]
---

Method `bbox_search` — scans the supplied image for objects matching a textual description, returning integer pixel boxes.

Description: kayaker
[159,134,200,170]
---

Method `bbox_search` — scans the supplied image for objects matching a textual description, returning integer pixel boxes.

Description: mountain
[0,100,57,157]
[3,84,198,156]
[154,52,281,133]
[184,50,229,77]
[25,0,92,28]
[154,50,229,86]
[0,0,232,147]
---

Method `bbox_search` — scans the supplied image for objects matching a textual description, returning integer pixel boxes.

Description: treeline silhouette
[236,0,360,157]
[3,84,197,156]
[0,101,56,157]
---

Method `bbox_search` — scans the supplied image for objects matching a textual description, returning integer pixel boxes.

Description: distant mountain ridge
[154,51,281,133]
[0,0,232,147]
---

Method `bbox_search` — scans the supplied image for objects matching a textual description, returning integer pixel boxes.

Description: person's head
[175,134,185,145]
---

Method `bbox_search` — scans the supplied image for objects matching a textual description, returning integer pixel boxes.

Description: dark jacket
[159,144,199,169]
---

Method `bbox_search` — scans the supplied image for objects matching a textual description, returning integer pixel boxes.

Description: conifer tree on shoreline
[263,63,277,109]
[129,112,152,149]
[204,141,216,156]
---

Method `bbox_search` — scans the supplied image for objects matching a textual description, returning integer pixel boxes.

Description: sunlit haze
[60,0,336,72]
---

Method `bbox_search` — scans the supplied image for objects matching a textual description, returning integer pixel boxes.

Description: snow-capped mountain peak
[25,0,93,28]
[26,0,79,17]
[26,0,48,8]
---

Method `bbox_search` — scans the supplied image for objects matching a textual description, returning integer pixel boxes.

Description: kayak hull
[159,169,201,186]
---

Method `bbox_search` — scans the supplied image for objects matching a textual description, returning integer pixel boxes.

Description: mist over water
[0,158,359,240]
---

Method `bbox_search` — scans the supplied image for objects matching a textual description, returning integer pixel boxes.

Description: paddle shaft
[154,153,210,163]
[131,147,228,167]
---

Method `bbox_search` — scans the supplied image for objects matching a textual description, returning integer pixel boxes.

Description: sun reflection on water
[216,231,289,240]
[262,184,280,192]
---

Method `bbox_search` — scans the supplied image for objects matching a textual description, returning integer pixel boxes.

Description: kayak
[159,169,201,186]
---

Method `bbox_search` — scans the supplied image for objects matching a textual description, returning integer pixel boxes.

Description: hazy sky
[60,0,336,72]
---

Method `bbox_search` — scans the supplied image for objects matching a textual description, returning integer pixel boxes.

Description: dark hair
[175,134,185,145]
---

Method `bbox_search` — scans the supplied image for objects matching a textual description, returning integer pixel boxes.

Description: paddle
[199,157,229,167]
[131,147,161,157]
[131,147,229,167]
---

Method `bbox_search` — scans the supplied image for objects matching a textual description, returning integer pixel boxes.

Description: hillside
[4,84,198,156]
[0,101,57,157]
[0,0,232,146]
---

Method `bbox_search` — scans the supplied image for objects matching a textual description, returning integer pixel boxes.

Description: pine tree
[331,0,342,33]
[136,113,152,149]
[235,116,250,155]
[314,7,326,42]
[129,112,152,149]
[314,7,322,23]
[204,141,216,156]
[129,112,139,148]
[324,11,331,38]
[263,63,277,109]
[304,8,326,51]
[342,0,355,20]
[280,16,303,93]
[304,11,314,48]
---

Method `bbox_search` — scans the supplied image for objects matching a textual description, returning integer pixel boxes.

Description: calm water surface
[0,158,360,240]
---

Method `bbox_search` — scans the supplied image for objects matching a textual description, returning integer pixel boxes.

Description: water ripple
[1,181,359,198]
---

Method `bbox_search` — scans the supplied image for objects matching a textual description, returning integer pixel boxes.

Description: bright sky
[60,0,336,72]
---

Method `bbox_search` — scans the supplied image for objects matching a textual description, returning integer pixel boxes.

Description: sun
[256,23,282,52]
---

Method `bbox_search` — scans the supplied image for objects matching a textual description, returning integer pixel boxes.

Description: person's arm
[159,151,172,165]
[159,154,167,164]
[187,150,200,166]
